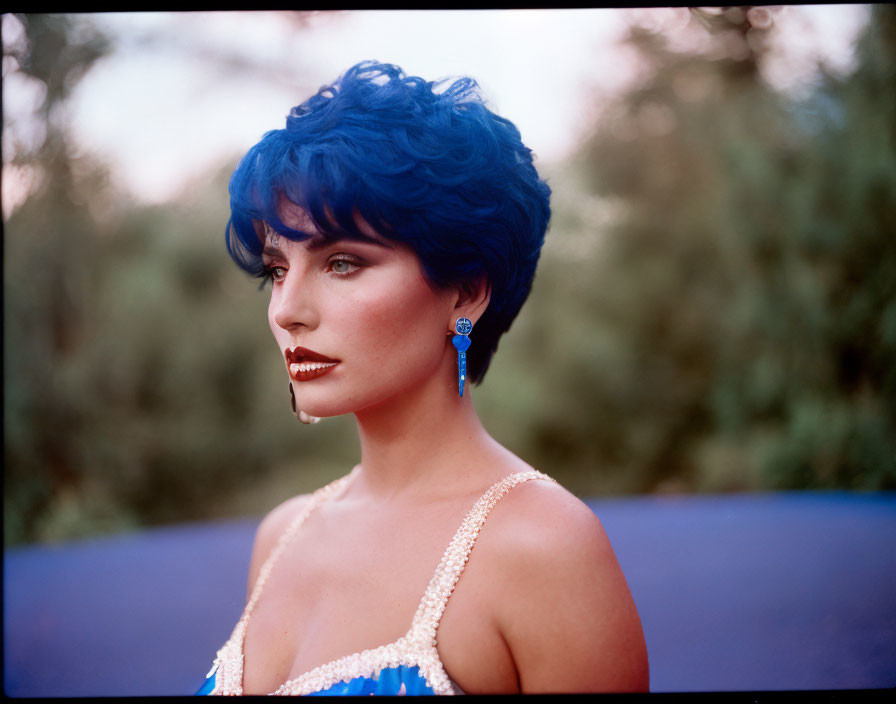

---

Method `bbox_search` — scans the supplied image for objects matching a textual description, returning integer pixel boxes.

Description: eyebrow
[261,233,393,259]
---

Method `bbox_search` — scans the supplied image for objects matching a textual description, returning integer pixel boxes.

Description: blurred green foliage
[514,5,896,495]
[4,9,895,546]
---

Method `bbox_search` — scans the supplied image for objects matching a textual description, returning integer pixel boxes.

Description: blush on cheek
[372,294,439,344]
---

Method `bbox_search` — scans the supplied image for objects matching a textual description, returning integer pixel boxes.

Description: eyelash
[258,265,286,290]
[259,255,362,289]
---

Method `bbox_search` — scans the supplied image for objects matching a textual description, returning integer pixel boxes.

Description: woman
[198,60,648,696]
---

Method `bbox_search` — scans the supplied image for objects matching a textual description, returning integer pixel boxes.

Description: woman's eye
[261,265,287,286]
[328,257,361,276]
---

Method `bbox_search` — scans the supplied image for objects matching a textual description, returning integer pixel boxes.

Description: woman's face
[262,201,458,419]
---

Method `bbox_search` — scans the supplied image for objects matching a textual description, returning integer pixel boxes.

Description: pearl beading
[208,470,555,696]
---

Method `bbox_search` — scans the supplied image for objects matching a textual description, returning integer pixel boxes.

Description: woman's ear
[454,274,491,326]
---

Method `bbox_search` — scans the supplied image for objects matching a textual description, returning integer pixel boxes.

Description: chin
[294,383,409,419]
[291,387,371,419]
[292,397,349,420]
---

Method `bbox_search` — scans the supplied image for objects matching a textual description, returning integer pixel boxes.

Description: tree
[509,5,896,493]
[4,14,120,544]
[3,13,357,545]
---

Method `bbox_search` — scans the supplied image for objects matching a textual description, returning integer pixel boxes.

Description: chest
[241,503,509,694]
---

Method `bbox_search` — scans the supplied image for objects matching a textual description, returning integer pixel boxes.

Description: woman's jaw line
[287,344,472,426]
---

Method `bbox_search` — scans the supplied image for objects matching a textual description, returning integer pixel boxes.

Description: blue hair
[226,60,551,383]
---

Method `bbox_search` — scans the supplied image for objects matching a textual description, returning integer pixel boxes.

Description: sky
[3,6,873,206]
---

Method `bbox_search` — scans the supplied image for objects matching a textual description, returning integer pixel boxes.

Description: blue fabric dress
[198,664,436,696]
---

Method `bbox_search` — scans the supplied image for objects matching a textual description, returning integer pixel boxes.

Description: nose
[271,266,319,332]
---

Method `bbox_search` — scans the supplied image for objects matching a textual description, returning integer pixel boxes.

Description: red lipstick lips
[285,346,339,382]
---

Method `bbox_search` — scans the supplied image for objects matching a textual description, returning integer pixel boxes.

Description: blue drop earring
[452,317,473,397]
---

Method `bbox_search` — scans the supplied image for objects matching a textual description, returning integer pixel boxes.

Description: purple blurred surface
[4,492,895,696]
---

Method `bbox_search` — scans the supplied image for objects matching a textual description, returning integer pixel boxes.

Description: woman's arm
[489,481,649,693]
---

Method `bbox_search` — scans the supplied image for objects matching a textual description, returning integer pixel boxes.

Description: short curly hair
[226,60,551,384]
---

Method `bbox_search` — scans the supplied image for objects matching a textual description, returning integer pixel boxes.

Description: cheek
[347,276,447,363]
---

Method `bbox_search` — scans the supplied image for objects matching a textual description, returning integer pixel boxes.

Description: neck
[350,356,501,502]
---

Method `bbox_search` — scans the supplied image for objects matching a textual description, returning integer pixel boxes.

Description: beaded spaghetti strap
[209,472,354,696]
[409,470,556,646]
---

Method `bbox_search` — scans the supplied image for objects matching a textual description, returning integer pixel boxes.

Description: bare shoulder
[245,493,312,600]
[478,476,649,693]
[489,477,613,557]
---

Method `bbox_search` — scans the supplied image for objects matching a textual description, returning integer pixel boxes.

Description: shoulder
[479,476,616,578]
[245,493,312,600]
[488,476,608,550]
[477,476,649,692]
